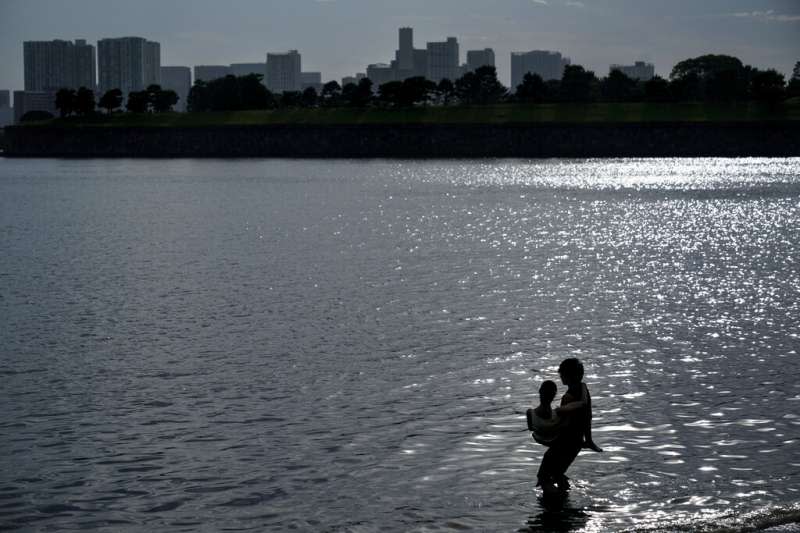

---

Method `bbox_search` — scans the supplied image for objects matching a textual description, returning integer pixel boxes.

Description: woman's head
[558,358,584,385]
[539,380,557,404]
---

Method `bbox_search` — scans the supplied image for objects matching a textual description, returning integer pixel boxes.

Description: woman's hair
[539,380,557,403]
[558,358,584,382]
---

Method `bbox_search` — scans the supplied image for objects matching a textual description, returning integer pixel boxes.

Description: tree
[436,78,455,106]
[455,66,507,105]
[793,61,800,81]
[55,88,76,117]
[397,76,436,107]
[320,81,342,107]
[153,89,179,112]
[301,86,318,108]
[560,65,597,102]
[601,69,637,102]
[350,77,374,107]
[280,91,302,108]
[515,73,549,103]
[126,91,149,113]
[378,81,403,107]
[750,69,786,104]
[239,74,271,110]
[670,55,748,101]
[187,80,210,112]
[20,110,55,122]
[74,87,95,116]
[643,76,672,102]
[98,89,123,114]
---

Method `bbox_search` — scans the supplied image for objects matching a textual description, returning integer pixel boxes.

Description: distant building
[194,65,232,82]
[230,63,266,79]
[466,49,495,72]
[13,90,57,123]
[300,72,322,92]
[266,50,302,93]
[426,37,460,82]
[98,37,160,94]
[342,73,366,87]
[511,50,570,87]
[366,64,396,87]
[398,27,414,71]
[0,91,12,127]
[160,66,191,112]
[24,39,96,91]
[610,61,655,81]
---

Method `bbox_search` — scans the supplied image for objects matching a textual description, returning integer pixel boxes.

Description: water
[1,158,799,532]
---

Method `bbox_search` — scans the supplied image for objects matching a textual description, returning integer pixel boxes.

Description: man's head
[539,380,557,405]
[558,358,584,385]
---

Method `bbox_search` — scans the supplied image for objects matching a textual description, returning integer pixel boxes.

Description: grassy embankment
[21,101,800,127]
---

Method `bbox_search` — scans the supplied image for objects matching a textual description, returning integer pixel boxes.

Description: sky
[1,0,798,92]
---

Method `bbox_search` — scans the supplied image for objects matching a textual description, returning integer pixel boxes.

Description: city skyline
[1,0,798,93]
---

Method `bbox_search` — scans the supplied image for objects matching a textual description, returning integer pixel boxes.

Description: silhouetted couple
[526,358,602,495]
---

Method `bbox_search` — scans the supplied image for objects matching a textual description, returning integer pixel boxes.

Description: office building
[98,37,160,94]
[24,39,96,91]
[610,61,655,81]
[230,63,266,78]
[426,37,460,82]
[13,90,57,123]
[342,73,366,87]
[466,49,495,72]
[0,91,11,127]
[0,90,10,109]
[160,66,191,112]
[366,64,396,87]
[266,50,301,93]
[511,50,570,87]
[300,72,322,92]
[397,27,414,71]
[194,65,232,82]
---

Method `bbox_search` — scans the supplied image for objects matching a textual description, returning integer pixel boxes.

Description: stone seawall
[4,122,799,158]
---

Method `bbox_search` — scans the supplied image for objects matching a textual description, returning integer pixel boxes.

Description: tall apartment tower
[466,49,495,72]
[266,50,302,93]
[160,66,192,111]
[24,39,96,91]
[194,65,232,82]
[398,27,414,71]
[511,50,570,87]
[426,37,460,82]
[98,37,161,94]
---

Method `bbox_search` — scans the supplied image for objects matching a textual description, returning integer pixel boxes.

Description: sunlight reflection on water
[1,158,799,532]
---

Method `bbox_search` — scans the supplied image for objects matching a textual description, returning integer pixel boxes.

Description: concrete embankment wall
[4,122,799,158]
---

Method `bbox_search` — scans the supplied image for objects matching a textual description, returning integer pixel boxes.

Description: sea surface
[1,158,799,532]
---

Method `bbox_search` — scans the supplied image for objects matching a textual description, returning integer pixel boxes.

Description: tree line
[23,54,800,122]
[186,56,800,112]
[45,85,179,119]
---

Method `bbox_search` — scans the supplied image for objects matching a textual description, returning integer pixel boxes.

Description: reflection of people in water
[527,358,602,494]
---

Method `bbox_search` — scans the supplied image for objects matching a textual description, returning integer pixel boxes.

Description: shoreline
[4,121,800,158]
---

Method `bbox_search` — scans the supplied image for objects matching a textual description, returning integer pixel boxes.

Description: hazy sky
[1,0,798,91]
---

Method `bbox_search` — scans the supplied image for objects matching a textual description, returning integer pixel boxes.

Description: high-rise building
[300,72,322,92]
[98,37,160,94]
[610,61,655,81]
[511,50,570,87]
[0,90,11,127]
[0,90,10,109]
[13,90,57,123]
[426,37,460,82]
[398,27,414,71]
[266,50,302,93]
[194,65,232,82]
[230,63,266,78]
[466,49,495,72]
[160,66,191,112]
[24,39,96,91]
